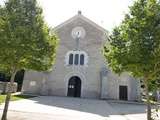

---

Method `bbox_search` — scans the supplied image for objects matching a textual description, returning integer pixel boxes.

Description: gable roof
[54,11,108,34]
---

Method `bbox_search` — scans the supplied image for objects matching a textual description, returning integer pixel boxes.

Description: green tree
[0,0,58,120]
[104,0,160,120]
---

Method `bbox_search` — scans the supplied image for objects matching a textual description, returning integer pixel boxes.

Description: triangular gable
[54,12,108,34]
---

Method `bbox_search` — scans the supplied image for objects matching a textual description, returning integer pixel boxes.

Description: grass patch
[0,94,36,105]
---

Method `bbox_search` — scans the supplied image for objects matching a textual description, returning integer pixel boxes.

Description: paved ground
[108,102,147,120]
[0,96,152,120]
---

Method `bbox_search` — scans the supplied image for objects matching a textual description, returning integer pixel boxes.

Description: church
[22,11,140,101]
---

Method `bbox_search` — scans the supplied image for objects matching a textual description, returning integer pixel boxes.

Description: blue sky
[0,0,134,31]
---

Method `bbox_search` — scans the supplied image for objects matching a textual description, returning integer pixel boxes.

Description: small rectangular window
[0,73,5,81]
[80,54,84,65]
[74,54,79,65]
[69,54,73,65]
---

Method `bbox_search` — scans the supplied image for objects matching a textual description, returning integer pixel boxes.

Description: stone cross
[75,31,81,50]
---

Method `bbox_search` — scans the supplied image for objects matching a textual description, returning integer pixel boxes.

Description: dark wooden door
[67,76,81,97]
[74,79,81,97]
[119,86,128,100]
[67,78,76,97]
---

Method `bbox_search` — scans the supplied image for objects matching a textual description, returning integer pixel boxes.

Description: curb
[106,100,160,105]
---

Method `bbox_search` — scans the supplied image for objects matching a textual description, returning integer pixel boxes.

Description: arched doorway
[67,76,81,97]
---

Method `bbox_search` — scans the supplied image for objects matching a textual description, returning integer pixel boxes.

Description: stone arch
[64,72,86,97]
[67,76,81,97]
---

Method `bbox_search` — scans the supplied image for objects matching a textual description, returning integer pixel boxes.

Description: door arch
[67,76,81,97]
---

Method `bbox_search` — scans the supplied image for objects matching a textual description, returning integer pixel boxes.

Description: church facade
[22,12,140,101]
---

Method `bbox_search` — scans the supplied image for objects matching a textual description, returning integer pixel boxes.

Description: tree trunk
[144,76,152,120]
[1,69,17,120]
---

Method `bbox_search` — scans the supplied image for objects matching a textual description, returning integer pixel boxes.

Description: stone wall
[23,15,106,99]
[22,14,140,100]
[0,82,17,94]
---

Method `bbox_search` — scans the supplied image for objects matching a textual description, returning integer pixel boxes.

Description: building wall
[22,15,140,100]
[101,71,141,101]
[23,17,106,99]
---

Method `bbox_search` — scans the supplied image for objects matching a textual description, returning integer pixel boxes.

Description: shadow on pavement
[28,96,146,117]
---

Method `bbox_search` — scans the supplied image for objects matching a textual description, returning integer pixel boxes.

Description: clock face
[71,26,86,39]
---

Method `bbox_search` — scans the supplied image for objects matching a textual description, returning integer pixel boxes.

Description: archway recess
[67,76,81,97]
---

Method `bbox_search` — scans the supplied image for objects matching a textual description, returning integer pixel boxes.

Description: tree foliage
[0,0,58,120]
[104,0,160,120]
[0,0,58,74]
[104,0,160,80]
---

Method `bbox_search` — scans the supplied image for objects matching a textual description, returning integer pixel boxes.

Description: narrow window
[80,54,84,65]
[74,54,79,65]
[69,54,73,65]
[0,73,5,81]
